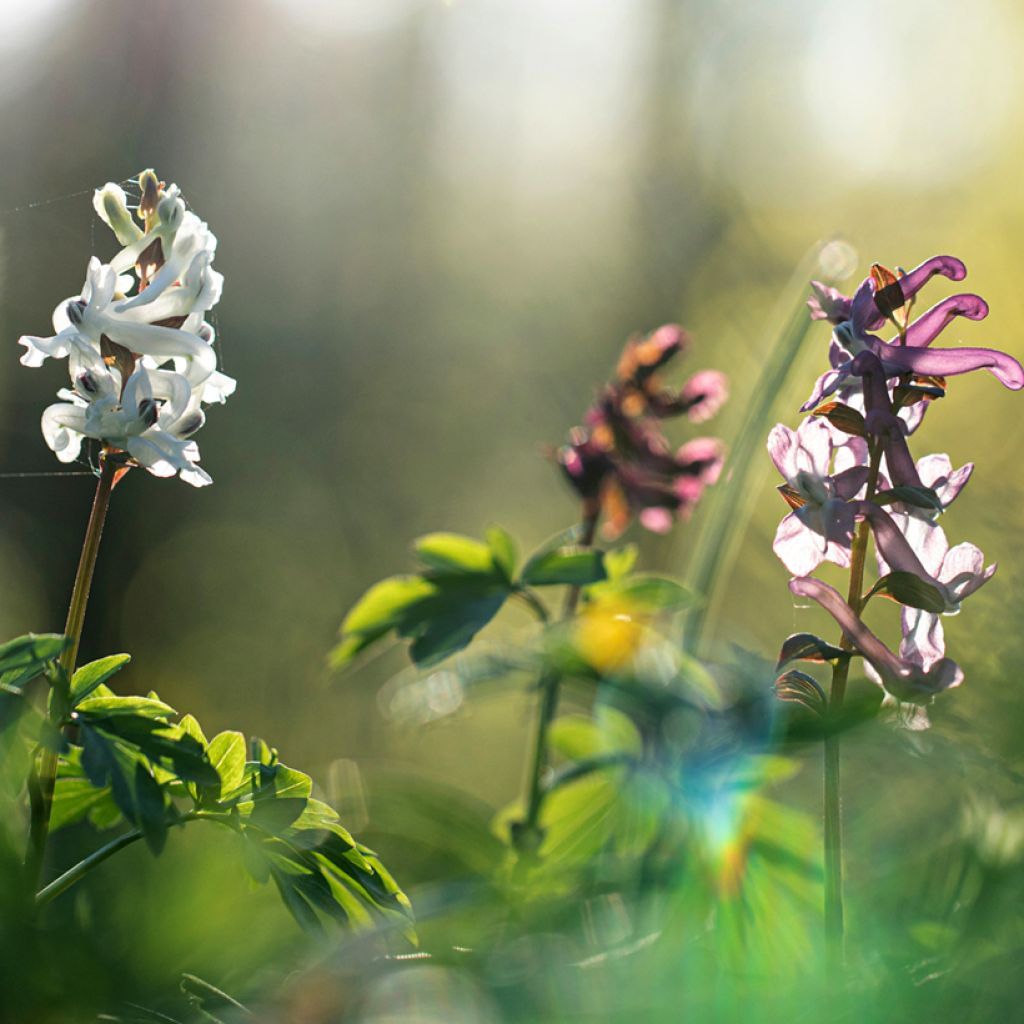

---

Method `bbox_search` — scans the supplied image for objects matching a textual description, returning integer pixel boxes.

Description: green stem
[514,587,551,624]
[518,512,597,848]
[27,454,118,888]
[35,810,219,907]
[823,440,883,977]
[35,829,144,907]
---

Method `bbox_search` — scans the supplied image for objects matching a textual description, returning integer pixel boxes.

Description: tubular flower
[801,255,1024,413]
[557,324,727,539]
[789,577,963,703]
[18,170,230,485]
[768,418,868,576]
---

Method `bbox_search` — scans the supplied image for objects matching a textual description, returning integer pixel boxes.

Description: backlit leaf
[522,548,606,587]
[70,654,131,704]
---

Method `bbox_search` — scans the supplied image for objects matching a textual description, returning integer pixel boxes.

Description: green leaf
[50,776,116,831]
[414,532,498,577]
[83,713,220,789]
[0,633,69,692]
[874,485,944,513]
[328,629,389,671]
[265,765,313,801]
[0,633,68,674]
[242,826,414,938]
[75,695,175,719]
[235,762,313,810]
[178,714,209,750]
[249,796,307,833]
[406,589,507,667]
[80,725,137,823]
[521,548,606,587]
[134,761,170,854]
[591,574,694,611]
[548,716,606,761]
[485,525,518,581]
[70,654,131,704]
[207,731,247,797]
[340,576,439,637]
[603,545,639,580]
[776,632,850,669]
[867,571,947,613]
[549,708,642,761]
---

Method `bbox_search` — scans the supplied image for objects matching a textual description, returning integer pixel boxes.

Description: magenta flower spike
[557,324,728,539]
[801,254,1024,411]
[777,253,1018,967]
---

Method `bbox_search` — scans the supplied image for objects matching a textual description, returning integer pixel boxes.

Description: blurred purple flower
[558,324,727,539]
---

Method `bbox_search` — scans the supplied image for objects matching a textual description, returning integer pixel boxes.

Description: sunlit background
[2,0,1024,1018]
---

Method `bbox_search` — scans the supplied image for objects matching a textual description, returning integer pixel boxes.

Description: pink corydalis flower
[557,324,727,539]
[768,418,868,576]
[769,419,955,597]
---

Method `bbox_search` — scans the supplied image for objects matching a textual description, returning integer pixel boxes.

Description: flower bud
[93,183,143,246]
[138,168,163,221]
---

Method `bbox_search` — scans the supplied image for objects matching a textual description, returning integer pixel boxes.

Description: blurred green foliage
[2,0,1024,1019]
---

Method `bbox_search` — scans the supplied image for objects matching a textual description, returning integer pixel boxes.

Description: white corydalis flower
[20,169,230,486]
[42,366,211,487]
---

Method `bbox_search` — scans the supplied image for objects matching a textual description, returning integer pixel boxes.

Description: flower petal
[901,294,989,348]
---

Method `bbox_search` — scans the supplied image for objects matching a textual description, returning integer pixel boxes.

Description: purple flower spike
[901,294,989,348]
[789,576,963,703]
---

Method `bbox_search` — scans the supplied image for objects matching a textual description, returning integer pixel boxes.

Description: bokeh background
[2,0,1024,1015]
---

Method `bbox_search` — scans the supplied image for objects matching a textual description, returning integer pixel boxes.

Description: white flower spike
[19,170,229,486]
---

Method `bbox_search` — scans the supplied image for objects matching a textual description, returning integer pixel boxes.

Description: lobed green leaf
[521,548,606,587]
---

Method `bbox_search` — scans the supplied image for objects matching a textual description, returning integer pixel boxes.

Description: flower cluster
[18,170,232,486]
[557,324,727,539]
[772,256,1022,721]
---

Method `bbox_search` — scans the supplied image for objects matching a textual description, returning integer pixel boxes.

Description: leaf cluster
[0,634,412,937]
[331,526,608,670]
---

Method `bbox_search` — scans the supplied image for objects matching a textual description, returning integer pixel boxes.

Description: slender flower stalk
[26,454,117,885]
[518,512,598,852]
[821,438,882,976]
